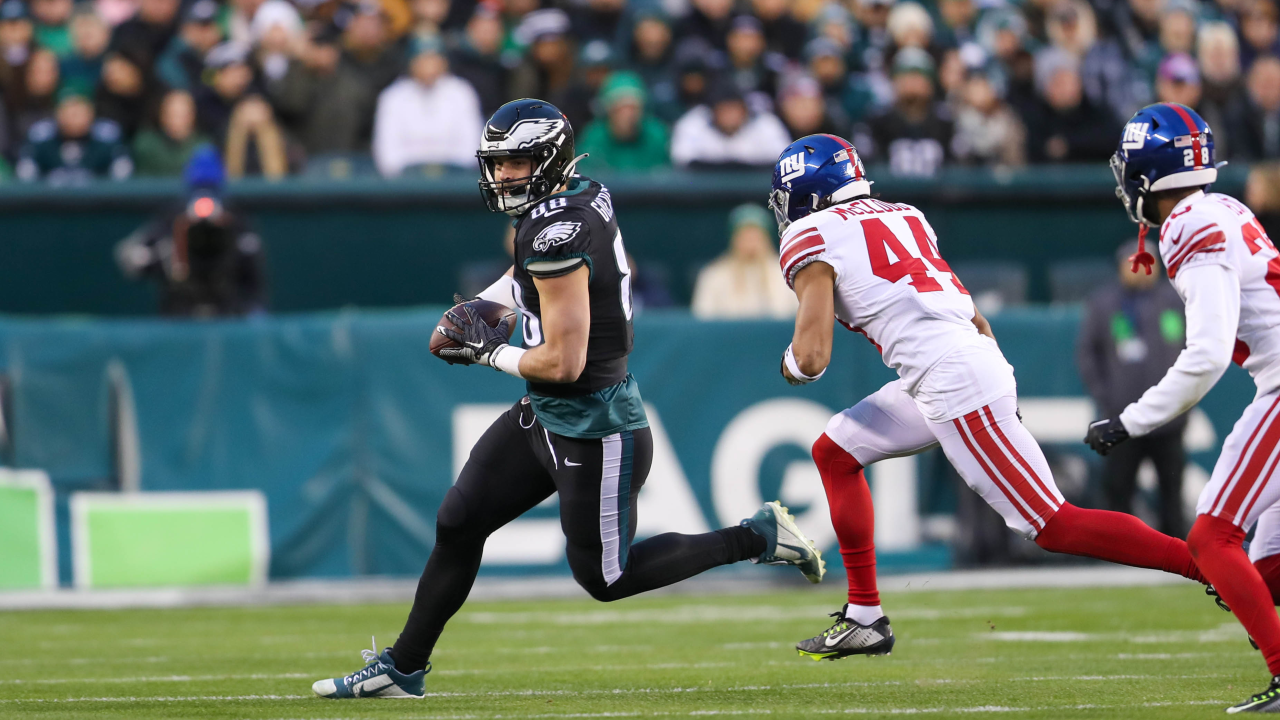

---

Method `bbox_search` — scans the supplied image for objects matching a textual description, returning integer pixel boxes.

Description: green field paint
[0,485,42,589]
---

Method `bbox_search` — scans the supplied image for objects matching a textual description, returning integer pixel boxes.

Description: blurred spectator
[691,204,796,319]
[108,0,180,65]
[447,3,506,115]
[197,42,287,178]
[156,0,223,92]
[752,0,805,59]
[31,0,73,57]
[848,0,894,75]
[1024,48,1117,162]
[662,38,719,123]
[12,47,56,145]
[411,0,449,38]
[96,46,156,139]
[855,48,952,177]
[778,74,844,139]
[1232,55,1280,160]
[676,0,734,51]
[567,0,624,45]
[508,9,576,119]
[0,0,34,121]
[670,84,790,168]
[268,1,403,156]
[1155,52,1201,108]
[1247,162,1280,239]
[1077,239,1188,538]
[1049,0,1148,124]
[62,6,109,93]
[951,67,1026,167]
[1198,22,1246,159]
[886,2,934,52]
[115,147,269,317]
[558,39,614,132]
[624,10,679,121]
[133,89,213,176]
[1113,0,1162,71]
[1240,0,1280,69]
[17,88,132,183]
[579,71,670,172]
[724,15,780,99]
[252,0,303,83]
[803,38,864,128]
[373,34,481,176]
[936,0,979,48]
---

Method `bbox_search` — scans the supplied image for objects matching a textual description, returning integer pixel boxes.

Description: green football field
[0,581,1269,719]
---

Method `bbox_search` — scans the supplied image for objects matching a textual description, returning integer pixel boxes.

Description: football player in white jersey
[1089,103,1280,713]
[767,133,1209,662]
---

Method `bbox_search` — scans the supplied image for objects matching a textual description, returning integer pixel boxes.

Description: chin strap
[1130,224,1156,275]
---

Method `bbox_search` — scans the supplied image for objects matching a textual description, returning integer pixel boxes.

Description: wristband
[476,274,517,310]
[784,344,825,384]
[489,344,526,379]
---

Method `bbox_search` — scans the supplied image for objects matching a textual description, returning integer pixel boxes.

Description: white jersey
[780,197,1013,420]
[1120,191,1280,435]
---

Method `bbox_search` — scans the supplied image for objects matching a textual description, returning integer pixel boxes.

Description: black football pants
[1103,429,1188,539]
[390,397,763,673]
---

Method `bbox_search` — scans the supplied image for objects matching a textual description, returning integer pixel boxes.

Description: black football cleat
[1208,585,1232,612]
[1228,676,1280,713]
[796,605,894,661]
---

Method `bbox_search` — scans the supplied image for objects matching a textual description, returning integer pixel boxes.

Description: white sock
[846,604,884,625]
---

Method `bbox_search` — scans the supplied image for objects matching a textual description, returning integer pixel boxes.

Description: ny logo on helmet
[779,152,806,184]
[1121,122,1149,151]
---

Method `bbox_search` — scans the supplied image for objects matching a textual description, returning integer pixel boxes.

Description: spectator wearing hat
[508,9,575,113]
[724,15,783,100]
[670,82,790,168]
[848,0,894,74]
[951,65,1025,167]
[267,1,403,158]
[886,2,935,54]
[802,38,868,128]
[62,7,109,93]
[372,34,481,177]
[578,71,670,172]
[1232,55,1280,160]
[115,146,269,317]
[1023,47,1117,162]
[1198,22,1246,159]
[1155,52,1202,109]
[751,0,806,60]
[558,38,615,130]
[109,0,180,65]
[675,0,734,51]
[17,86,131,183]
[447,4,507,116]
[691,204,797,320]
[935,0,979,50]
[31,0,73,56]
[251,0,304,82]
[156,0,223,92]
[778,74,844,140]
[657,37,719,124]
[1077,239,1188,538]
[196,41,287,178]
[133,89,213,176]
[854,47,952,177]
[621,10,678,119]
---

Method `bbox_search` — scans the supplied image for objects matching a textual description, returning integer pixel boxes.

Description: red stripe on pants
[1217,399,1280,521]
[965,410,1055,527]
[980,405,1060,514]
[953,412,1041,531]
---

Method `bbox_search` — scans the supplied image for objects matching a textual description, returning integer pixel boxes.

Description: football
[430,299,517,358]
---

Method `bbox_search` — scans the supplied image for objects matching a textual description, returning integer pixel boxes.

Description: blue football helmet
[1111,102,1218,227]
[768,134,872,234]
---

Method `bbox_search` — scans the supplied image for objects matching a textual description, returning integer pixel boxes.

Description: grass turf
[0,582,1269,719]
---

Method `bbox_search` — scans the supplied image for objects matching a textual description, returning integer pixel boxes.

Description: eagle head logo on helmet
[476,99,584,216]
[768,134,872,234]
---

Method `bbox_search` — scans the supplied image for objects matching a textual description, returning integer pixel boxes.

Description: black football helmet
[477,99,580,216]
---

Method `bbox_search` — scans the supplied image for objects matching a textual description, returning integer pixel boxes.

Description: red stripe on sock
[953,413,1041,530]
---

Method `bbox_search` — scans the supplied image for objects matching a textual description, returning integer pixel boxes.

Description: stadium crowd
[0,0,1277,181]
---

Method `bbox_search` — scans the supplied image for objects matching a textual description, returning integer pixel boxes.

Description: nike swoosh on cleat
[824,627,858,647]
[565,459,581,466]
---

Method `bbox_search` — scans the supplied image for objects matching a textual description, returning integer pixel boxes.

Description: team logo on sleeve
[532,221,581,251]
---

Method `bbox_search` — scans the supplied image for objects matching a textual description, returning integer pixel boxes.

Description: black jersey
[512,176,635,398]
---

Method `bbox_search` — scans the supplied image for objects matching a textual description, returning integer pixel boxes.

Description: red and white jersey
[779,198,996,400]
[1160,191,1280,395]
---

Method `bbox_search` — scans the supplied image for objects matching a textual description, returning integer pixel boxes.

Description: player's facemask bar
[477,151,587,217]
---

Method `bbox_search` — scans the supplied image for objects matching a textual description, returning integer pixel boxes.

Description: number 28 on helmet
[768,134,872,234]
[1112,102,1220,227]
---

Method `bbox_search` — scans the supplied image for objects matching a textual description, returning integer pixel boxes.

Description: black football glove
[436,303,511,366]
[1084,417,1130,456]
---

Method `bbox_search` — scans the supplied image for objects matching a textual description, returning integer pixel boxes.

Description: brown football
[430,299,518,358]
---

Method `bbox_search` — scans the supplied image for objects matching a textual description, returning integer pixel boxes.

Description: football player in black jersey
[312,99,825,700]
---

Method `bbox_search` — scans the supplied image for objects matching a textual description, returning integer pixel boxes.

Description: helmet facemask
[1110,152,1157,227]
[768,187,792,234]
